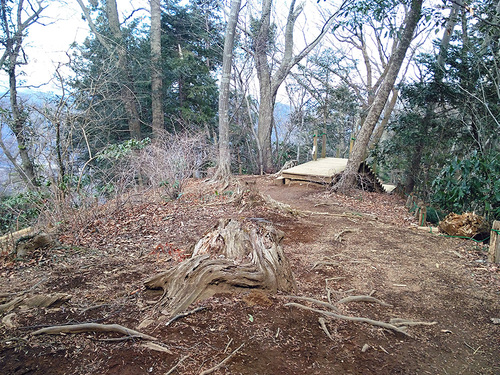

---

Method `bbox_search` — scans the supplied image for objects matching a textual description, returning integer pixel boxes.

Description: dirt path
[1,177,499,374]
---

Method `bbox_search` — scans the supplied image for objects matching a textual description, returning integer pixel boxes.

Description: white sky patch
[0,0,150,93]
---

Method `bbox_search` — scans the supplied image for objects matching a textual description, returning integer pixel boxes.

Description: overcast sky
[0,0,151,93]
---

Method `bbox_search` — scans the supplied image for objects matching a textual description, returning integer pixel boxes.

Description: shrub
[432,150,500,222]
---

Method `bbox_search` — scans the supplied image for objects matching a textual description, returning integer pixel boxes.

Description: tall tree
[76,0,142,140]
[334,0,424,191]
[0,0,46,188]
[252,0,342,173]
[215,0,242,179]
[150,0,163,137]
[160,1,222,132]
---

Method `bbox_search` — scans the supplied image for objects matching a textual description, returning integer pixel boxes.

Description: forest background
[0,0,499,234]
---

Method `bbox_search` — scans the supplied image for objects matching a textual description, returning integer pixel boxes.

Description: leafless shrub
[121,131,215,200]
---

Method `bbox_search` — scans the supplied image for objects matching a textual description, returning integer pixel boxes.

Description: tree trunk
[150,0,164,138]
[215,0,241,180]
[8,67,37,187]
[144,219,295,317]
[253,0,339,173]
[436,0,462,73]
[334,0,423,191]
[369,88,399,150]
[0,0,45,188]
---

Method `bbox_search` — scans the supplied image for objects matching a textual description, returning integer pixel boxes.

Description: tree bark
[150,0,164,138]
[215,0,242,180]
[369,88,399,150]
[334,0,423,191]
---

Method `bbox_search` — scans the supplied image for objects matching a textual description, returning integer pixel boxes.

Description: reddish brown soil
[1,176,499,374]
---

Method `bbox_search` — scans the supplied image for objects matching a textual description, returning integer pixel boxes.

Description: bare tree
[252,0,343,173]
[215,0,242,180]
[150,0,163,138]
[0,0,47,188]
[334,0,424,191]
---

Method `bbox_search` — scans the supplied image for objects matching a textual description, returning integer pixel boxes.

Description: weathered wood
[32,323,157,341]
[488,221,500,263]
[145,219,295,317]
[417,205,427,226]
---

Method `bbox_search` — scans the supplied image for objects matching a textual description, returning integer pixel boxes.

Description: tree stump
[144,219,296,317]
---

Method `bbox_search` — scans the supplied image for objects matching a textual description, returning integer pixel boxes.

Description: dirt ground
[1,176,499,375]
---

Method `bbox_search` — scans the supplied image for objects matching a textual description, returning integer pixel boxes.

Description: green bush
[432,150,500,221]
[0,191,47,235]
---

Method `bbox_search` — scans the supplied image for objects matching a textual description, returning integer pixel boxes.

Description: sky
[0,0,150,93]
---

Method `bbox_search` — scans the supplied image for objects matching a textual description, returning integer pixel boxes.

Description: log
[145,219,295,317]
[438,212,489,238]
[488,221,500,263]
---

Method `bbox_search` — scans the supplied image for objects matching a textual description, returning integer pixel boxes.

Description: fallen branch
[199,343,245,375]
[31,323,157,341]
[389,318,437,327]
[285,302,409,336]
[165,306,207,327]
[337,295,392,307]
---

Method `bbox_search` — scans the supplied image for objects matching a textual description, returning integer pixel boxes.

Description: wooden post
[349,136,355,156]
[488,221,500,263]
[418,206,427,226]
[321,132,326,158]
[313,133,318,161]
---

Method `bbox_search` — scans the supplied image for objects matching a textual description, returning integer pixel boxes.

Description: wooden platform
[280,157,395,193]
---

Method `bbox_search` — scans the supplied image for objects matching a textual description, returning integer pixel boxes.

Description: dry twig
[199,343,245,375]
[311,260,341,270]
[165,354,189,375]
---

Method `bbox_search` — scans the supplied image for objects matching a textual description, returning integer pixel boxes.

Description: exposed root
[31,323,157,341]
[284,295,340,313]
[318,317,334,341]
[337,295,393,307]
[0,293,71,313]
[165,306,207,327]
[334,229,360,242]
[285,302,410,336]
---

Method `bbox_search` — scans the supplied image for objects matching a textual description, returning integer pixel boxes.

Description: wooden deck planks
[281,157,396,192]
[281,158,348,183]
